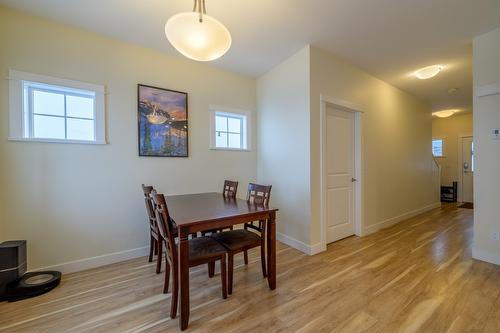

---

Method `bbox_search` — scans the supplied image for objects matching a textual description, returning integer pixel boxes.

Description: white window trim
[209,105,252,151]
[432,137,446,157]
[8,70,107,145]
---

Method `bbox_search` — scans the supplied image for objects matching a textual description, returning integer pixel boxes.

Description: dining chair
[222,180,239,198]
[141,184,163,274]
[153,193,228,319]
[211,183,272,294]
[205,180,239,277]
[202,180,238,277]
[202,180,238,239]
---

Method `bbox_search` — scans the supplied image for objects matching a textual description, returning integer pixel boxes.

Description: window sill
[209,147,251,152]
[8,137,107,145]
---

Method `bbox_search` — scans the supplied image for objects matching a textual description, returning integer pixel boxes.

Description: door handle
[351,178,357,182]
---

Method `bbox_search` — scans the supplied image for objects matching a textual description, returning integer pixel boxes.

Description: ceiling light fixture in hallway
[415,65,443,79]
[433,109,458,118]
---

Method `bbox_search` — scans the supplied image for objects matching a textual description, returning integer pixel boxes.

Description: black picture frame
[137,84,188,157]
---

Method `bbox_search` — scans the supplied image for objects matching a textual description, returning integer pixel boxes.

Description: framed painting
[138,84,188,157]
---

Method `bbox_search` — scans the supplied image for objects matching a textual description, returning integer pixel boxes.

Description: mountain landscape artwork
[138,85,188,157]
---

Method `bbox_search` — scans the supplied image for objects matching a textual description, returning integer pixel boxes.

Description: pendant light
[165,0,232,62]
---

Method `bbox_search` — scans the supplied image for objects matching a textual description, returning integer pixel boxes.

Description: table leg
[266,211,276,290]
[178,229,190,330]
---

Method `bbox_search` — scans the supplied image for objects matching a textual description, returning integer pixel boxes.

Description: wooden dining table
[165,192,279,330]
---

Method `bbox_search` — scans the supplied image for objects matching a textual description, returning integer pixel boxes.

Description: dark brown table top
[165,192,278,227]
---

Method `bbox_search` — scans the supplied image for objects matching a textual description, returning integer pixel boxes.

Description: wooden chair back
[153,193,177,263]
[223,180,239,198]
[245,183,272,234]
[142,184,157,231]
[247,183,272,206]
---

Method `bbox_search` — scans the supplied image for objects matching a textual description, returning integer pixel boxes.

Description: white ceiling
[2,0,500,112]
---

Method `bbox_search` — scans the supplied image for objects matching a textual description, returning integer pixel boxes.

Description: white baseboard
[29,202,443,275]
[472,247,500,266]
[277,232,325,256]
[33,246,150,274]
[363,202,441,236]
[309,242,326,255]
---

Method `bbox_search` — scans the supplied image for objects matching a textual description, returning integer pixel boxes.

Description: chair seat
[211,229,261,251]
[188,236,227,261]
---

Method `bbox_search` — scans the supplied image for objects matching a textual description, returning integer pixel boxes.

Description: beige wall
[472,27,500,265]
[432,113,473,186]
[257,46,438,250]
[0,7,257,270]
[309,47,437,245]
[256,46,311,245]
[0,6,442,266]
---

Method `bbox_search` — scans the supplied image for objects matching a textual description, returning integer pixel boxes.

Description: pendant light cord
[193,0,207,23]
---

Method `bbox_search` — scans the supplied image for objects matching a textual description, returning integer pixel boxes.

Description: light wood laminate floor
[1,204,499,332]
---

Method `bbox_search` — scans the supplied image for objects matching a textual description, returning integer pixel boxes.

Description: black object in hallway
[458,202,474,209]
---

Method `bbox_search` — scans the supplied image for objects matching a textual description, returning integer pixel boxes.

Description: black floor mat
[458,202,474,209]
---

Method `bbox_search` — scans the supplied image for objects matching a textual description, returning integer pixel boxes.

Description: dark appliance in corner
[0,240,61,302]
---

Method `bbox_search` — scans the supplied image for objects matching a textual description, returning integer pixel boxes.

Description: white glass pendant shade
[165,12,232,62]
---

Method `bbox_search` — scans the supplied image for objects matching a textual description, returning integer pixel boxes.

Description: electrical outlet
[491,231,500,241]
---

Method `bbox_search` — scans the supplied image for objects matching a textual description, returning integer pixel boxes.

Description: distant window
[432,139,444,157]
[8,70,106,144]
[471,141,475,172]
[209,106,251,151]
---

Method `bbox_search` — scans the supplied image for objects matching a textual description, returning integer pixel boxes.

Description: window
[209,106,250,151]
[9,70,106,144]
[471,141,475,172]
[215,114,243,148]
[432,139,444,157]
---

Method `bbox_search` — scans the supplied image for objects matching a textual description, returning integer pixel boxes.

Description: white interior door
[461,137,474,203]
[325,106,355,243]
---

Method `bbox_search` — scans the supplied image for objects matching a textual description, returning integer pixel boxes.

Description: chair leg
[260,243,267,278]
[220,256,227,299]
[163,259,170,294]
[261,225,267,278]
[228,253,234,295]
[170,263,178,319]
[208,261,215,278]
[156,240,162,274]
[153,239,158,255]
[148,235,154,262]
[244,250,249,265]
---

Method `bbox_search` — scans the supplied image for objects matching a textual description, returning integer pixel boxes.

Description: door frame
[320,95,364,251]
[457,134,473,203]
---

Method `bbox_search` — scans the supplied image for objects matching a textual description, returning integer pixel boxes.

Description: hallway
[1,204,499,332]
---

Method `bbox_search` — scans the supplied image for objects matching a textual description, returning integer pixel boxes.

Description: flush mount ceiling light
[165,0,232,62]
[414,65,443,80]
[433,109,458,118]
